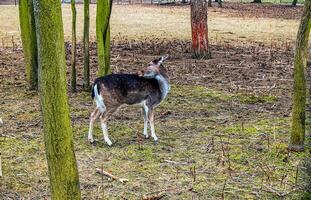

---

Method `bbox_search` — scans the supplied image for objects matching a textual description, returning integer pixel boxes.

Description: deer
[87,55,170,146]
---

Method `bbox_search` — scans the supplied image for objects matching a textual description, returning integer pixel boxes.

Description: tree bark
[33,0,81,199]
[96,0,112,76]
[71,0,77,92]
[218,0,222,7]
[290,0,311,151]
[208,0,212,7]
[83,0,90,91]
[190,0,210,59]
[19,0,38,90]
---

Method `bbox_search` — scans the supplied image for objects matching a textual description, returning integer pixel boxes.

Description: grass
[0,4,301,46]
[0,2,310,199]
[0,81,308,199]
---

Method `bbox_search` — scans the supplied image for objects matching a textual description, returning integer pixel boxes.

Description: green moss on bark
[83,0,90,91]
[290,0,311,150]
[96,0,112,76]
[19,0,38,90]
[33,0,81,199]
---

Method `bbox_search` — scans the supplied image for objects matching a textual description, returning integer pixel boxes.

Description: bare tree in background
[83,0,90,90]
[71,0,77,92]
[191,0,211,58]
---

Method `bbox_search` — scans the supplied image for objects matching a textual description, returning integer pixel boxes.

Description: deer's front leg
[142,102,149,139]
[88,108,100,143]
[148,108,158,143]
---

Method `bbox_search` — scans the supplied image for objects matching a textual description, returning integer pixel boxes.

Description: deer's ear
[151,55,169,65]
[158,55,169,64]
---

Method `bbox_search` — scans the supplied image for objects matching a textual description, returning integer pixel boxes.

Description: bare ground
[0,2,311,200]
[0,37,310,199]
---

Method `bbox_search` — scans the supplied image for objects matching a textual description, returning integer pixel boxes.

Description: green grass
[1,81,308,199]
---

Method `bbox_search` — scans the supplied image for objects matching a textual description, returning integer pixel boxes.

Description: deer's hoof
[88,137,94,143]
[153,140,159,145]
[105,139,113,146]
[144,135,149,139]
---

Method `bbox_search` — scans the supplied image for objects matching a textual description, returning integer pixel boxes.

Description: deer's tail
[92,83,105,113]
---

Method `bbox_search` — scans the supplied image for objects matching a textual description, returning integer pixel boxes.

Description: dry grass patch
[0,4,301,46]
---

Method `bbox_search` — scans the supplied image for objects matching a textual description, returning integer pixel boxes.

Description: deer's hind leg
[88,108,101,143]
[100,109,115,146]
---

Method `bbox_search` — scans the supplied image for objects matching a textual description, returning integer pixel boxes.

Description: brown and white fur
[87,56,170,146]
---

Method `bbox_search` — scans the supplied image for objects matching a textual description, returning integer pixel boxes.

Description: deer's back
[93,74,161,106]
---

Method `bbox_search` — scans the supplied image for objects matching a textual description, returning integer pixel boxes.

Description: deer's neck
[155,74,170,100]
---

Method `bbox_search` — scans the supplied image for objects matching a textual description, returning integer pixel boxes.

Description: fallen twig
[262,186,297,197]
[96,168,128,184]
[142,191,166,200]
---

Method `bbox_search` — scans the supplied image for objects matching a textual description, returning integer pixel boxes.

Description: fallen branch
[262,186,297,198]
[142,191,166,200]
[96,168,128,184]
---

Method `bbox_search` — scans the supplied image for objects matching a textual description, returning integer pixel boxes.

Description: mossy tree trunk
[96,0,112,76]
[190,0,211,59]
[71,0,77,92]
[83,0,90,91]
[33,0,81,199]
[19,0,38,90]
[290,0,311,151]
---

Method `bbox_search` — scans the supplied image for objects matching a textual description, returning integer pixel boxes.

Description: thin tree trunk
[33,0,81,198]
[218,0,222,7]
[190,0,211,59]
[19,0,38,90]
[83,0,90,91]
[290,0,311,151]
[208,0,212,7]
[71,0,77,92]
[96,0,112,76]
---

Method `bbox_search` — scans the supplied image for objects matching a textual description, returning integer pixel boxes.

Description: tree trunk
[208,0,212,7]
[190,0,210,59]
[71,0,77,92]
[19,0,38,90]
[218,0,222,7]
[292,0,298,6]
[32,0,81,199]
[290,0,311,152]
[96,0,112,76]
[83,0,90,91]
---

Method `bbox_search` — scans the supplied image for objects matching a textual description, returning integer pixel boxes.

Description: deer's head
[138,55,169,79]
